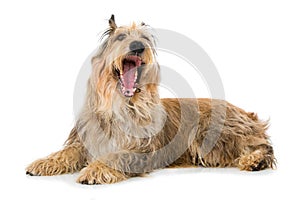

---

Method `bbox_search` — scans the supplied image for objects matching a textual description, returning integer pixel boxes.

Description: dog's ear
[109,14,117,30]
[100,15,117,40]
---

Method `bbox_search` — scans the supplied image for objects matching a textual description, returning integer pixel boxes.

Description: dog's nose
[129,41,145,54]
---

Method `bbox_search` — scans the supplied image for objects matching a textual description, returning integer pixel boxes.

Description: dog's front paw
[77,162,127,185]
[26,158,69,176]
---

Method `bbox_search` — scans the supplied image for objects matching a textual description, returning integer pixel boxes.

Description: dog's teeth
[134,70,137,81]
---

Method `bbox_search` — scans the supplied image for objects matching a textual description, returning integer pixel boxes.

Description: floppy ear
[109,14,117,30]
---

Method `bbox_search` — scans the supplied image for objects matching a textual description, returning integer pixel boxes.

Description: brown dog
[26,15,275,184]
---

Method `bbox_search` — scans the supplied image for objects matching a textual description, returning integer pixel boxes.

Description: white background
[1,0,299,199]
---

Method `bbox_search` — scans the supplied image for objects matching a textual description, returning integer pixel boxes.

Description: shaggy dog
[26,15,275,184]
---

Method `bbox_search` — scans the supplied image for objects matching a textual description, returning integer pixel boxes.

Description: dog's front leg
[77,151,151,184]
[26,142,87,176]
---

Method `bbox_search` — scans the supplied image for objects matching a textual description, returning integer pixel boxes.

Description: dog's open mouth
[115,55,144,97]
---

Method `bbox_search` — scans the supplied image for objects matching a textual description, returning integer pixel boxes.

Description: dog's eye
[116,34,126,41]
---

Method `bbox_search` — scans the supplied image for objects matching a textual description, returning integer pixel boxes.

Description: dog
[26,15,275,184]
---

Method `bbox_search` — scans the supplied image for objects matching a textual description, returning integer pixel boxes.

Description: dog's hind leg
[26,128,87,176]
[222,106,276,171]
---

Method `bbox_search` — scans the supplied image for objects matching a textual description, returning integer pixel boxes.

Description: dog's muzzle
[115,41,146,97]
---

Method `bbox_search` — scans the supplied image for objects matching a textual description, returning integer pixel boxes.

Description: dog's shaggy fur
[26,15,275,184]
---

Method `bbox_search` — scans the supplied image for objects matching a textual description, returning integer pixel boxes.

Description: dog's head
[107,15,158,97]
[89,15,160,113]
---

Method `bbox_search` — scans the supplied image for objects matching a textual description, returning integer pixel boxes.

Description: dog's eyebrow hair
[141,34,150,41]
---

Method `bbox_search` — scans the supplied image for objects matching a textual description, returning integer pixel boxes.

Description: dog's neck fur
[76,84,166,160]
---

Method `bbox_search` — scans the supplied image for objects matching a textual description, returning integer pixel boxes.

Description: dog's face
[89,15,160,114]
[99,15,158,98]
[110,26,155,97]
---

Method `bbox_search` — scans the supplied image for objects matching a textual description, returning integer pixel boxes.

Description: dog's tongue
[121,56,142,96]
